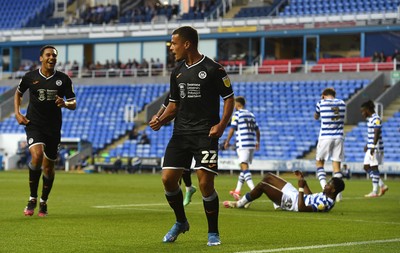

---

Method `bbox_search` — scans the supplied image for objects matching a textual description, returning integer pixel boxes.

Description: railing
[2,61,398,80]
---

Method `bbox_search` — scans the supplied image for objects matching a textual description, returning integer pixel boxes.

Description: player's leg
[182,169,197,206]
[376,152,389,196]
[363,151,379,197]
[196,168,220,246]
[39,156,56,217]
[24,143,44,216]
[161,136,191,243]
[227,172,285,209]
[194,136,220,246]
[331,139,344,201]
[316,139,328,189]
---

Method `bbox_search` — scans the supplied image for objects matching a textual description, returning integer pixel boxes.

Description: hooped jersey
[367,113,384,151]
[18,69,75,131]
[169,55,234,135]
[230,109,259,149]
[315,98,346,139]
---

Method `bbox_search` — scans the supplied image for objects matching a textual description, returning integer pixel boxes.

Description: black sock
[28,163,42,198]
[41,174,55,202]
[182,171,192,187]
[165,189,186,223]
[203,191,219,234]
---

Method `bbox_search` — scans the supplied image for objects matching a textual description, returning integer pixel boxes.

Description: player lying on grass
[223,171,345,212]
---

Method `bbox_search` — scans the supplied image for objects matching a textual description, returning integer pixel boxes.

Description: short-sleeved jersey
[315,98,346,140]
[18,69,75,131]
[169,55,234,135]
[304,192,335,212]
[230,109,259,149]
[367,113,384,151]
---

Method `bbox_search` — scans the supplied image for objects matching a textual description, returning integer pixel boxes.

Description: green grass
[0,170,399,253]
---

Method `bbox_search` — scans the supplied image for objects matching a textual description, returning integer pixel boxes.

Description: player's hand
[15,113,30,125]
[55,95,66,108]
[370,148,375,156]
[363,145,368,152]
[149,116,161,131]
[209,124,223,138]
[294,170,304,179]
[298,178,306,188]
[223,140,230,150]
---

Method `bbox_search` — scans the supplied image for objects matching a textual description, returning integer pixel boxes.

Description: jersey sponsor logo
[222,76,231,87]
[28,138,34,145]
[33,81,39,85]
[208,164,217,169]
[38,89,46,101]
[178,83,186,98]
[56,80,62,86]
[198,71,207,79]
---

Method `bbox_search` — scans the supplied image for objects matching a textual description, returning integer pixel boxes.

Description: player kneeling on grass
[224,171,345,212]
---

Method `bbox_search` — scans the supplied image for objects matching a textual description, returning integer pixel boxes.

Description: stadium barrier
[218,158,400,178]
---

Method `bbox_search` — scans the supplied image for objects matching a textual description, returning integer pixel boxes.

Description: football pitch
[0,170,399,253]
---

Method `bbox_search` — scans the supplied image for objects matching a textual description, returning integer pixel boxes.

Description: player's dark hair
[331,177,345,194]
[322,87,336,97]
[361,100,375,113]
[235,96,246,107]
[40,45,57,56]
[172,26,199,48]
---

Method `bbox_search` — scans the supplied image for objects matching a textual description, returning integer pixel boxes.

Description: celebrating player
[149,26,234,246]
[14,45,76,217]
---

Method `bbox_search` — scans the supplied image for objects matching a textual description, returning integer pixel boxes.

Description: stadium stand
[0,84,169,152]
[280,0,400,16]
[258,59,302,74]
[311,57,396,73]
[108,79,370,160]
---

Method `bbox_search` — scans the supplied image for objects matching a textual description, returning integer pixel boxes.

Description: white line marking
[235,238,400,253]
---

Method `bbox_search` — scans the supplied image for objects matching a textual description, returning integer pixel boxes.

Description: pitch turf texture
[0,170,399,253]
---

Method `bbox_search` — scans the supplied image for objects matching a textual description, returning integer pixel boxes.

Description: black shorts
[163,134,219,174]
[25,125,61,161]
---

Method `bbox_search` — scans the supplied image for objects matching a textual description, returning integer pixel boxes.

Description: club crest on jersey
[178,83,186,98]
[198,71,207,79]
[222,76,231,87]
[38,89,46,101]
[56,80,62,86]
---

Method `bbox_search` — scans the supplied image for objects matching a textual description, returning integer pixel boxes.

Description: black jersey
[18,69,75,131]
[170,55,234,135]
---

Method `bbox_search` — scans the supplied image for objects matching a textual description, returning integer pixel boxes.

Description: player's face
[170,34,187,62]
[40,48,58,71]
[323,180,335,194]
[360,107,370,119]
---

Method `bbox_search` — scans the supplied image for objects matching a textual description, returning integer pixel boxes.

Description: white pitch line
[235,238,400,253]
[91,201,400,226]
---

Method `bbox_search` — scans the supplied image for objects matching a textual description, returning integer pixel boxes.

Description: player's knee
[262,172,274,183]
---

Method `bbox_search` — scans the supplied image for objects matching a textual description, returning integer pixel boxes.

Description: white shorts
[279,182,299,212]
[363,150,384,167]
[236,149,255,164]
[316,138,344,162]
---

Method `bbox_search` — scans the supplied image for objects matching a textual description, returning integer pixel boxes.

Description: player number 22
[201,150,217,164]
